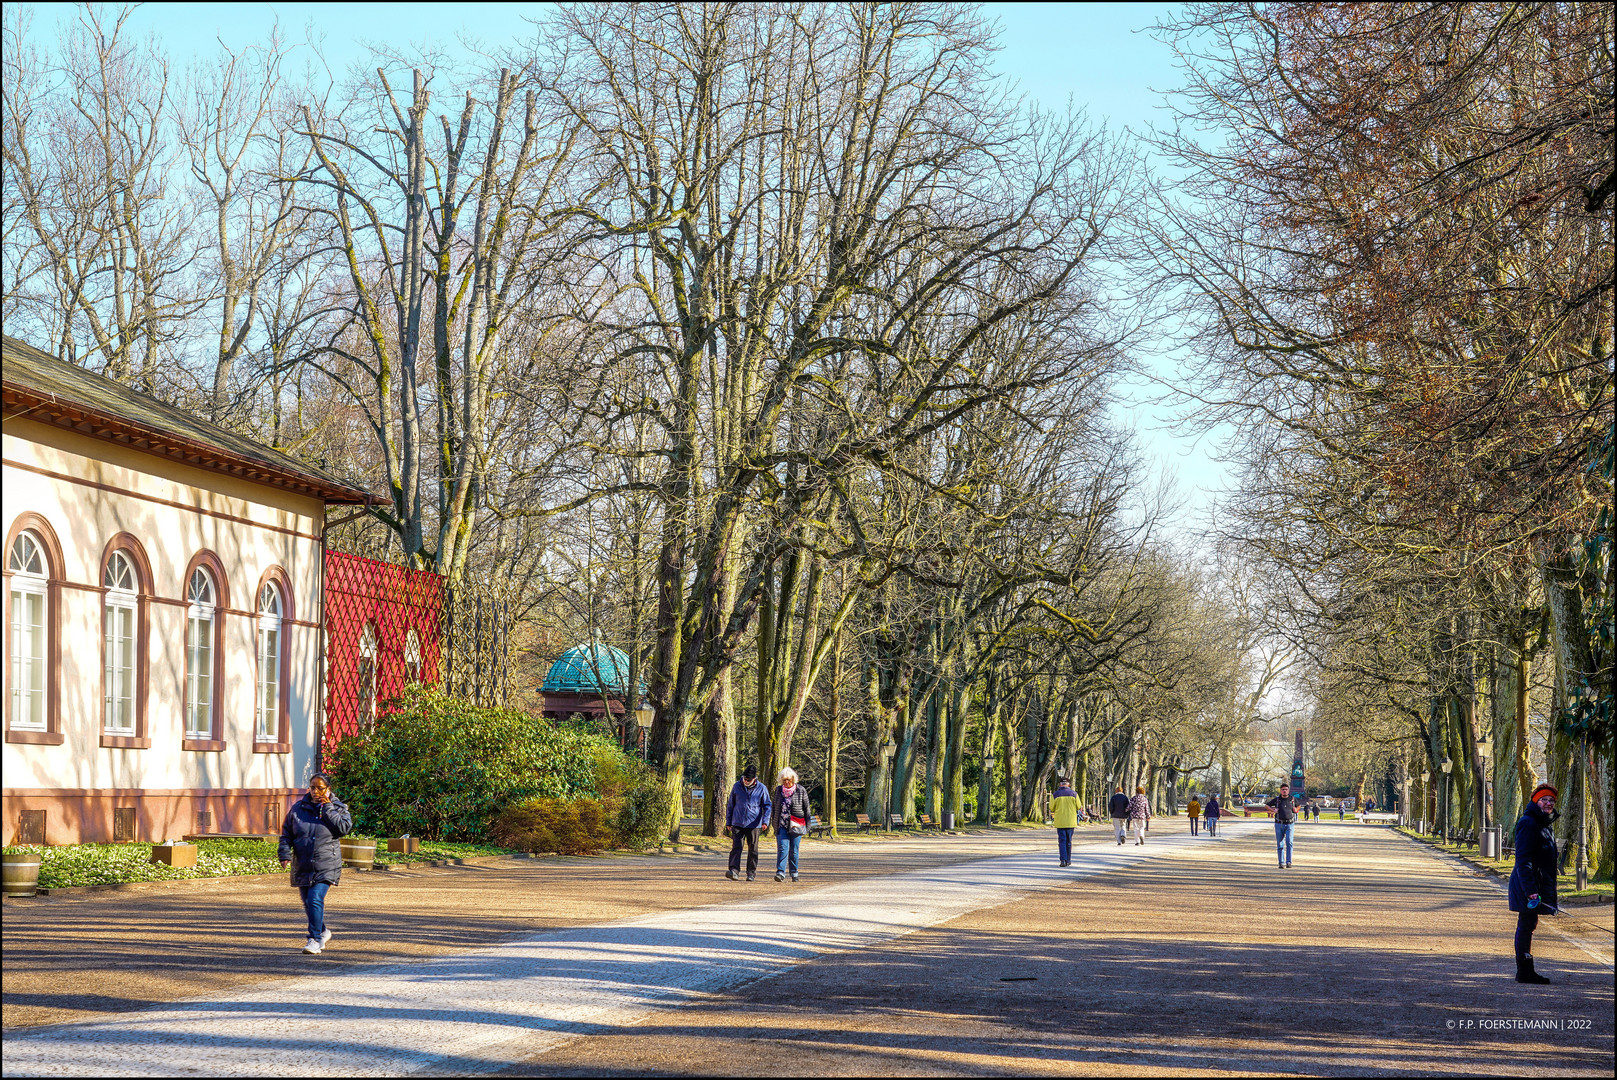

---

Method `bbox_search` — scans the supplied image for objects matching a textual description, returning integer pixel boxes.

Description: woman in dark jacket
[1204,794,1220,837]
[772,767,811,883]
[1507,783,1559,984]
[278,773,353,955]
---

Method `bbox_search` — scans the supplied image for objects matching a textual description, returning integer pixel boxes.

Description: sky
[24,1,1232,526]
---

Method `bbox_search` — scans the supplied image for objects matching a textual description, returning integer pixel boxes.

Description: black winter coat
[1508,803,1558,913]
[278,794,353,887]
[1108,793,1130,818]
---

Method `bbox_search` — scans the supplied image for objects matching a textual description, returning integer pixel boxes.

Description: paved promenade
[3,822,1611,1077]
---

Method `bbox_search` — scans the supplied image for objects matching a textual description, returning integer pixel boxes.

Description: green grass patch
[1395,828,1614,899]
[8,837,521,889]
[371,840,516,866]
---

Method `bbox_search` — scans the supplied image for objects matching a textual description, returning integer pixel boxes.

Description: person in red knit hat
[1507,783,1560,983]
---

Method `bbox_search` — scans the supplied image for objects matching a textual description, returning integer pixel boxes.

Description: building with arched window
[2,336,371,845]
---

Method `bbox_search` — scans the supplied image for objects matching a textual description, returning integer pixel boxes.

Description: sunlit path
[1,824,1264,1077]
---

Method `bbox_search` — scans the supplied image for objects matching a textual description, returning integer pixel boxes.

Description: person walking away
[278,773,352,955]
[1187,795,1202,836]
[1266,784,1300,867]
[1204,794,1220,836]
[1108,787,1130,846]
[1509,784,1560,984]
[1052,777,1079,865]
[772,767,811,882]
[1127,787,1151,845]
[726,764,771,881]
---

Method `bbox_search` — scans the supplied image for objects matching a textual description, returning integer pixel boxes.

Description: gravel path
[1,822,1247,1077]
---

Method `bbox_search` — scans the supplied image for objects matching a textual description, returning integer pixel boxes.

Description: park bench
[889,813,910,831]
[807,815,833,838]
[917,814,941,831]
[855,813,875,833]
[1359,812,1398,824]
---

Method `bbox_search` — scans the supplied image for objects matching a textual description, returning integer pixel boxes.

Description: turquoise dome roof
[541,642,640,695]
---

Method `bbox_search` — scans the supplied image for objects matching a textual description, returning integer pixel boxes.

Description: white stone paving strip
[2,822,1262,1077]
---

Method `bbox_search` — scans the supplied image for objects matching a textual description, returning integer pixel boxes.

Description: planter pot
[3,853,42,897]
[341,837,377,869]
[151,843,197,868]
[386,837,420,854]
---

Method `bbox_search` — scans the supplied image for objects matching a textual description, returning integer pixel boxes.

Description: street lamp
[881,739,898,830]
[1420,771,1430,834]
[634,702,655,761]
[981,755,996,825]
[1440,757,1453,843]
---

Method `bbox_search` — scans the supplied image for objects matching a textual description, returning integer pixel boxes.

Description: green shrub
[325,686,637,842]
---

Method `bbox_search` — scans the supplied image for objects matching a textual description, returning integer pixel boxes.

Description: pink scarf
[781,781,796,798]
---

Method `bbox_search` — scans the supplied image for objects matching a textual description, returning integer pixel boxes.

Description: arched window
[404,628,422,684]
[7,531,49,731]
[256,582,283,742]
[185,568,217,738]
[103,551,138,735]
[358,622,378,725]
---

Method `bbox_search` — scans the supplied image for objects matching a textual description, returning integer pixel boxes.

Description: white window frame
[7,531,49,731]
[404,628,422,684]
[185,568,217,739]
[256,582,282,742]
[103,551,138,735]
[358,622,378,725]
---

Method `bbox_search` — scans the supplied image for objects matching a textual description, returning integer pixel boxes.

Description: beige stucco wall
[2,415,325,815]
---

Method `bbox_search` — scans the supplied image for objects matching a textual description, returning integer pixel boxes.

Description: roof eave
[2,385,376,506]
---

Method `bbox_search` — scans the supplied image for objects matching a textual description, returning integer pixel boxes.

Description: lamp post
[1420,771,1430,835]
[1440,757,1453,844]
[881,739,897,830]
[980,756,996,825]
[634,702,655,762]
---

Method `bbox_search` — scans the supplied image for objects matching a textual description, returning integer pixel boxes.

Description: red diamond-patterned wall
[323,550,442,754]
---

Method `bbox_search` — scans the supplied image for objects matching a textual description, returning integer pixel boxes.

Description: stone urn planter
[2,849,43,898]
[340,837,377,870]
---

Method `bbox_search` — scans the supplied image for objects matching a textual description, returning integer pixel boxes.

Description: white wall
[3,416,325,793]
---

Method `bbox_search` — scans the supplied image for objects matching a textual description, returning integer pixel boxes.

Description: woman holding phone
[278,773,353,955]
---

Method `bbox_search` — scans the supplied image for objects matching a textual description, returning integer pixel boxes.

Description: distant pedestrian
[1052,777,1079,866]
[277,773,352,956]
[1108,787,1130,846]
[1127,787,1151,845]
[1204,794,1221,836]
[1266,784,1300,867]
[1338,800,1345,821]
[1187,795,1202,836]
[726,764,771,881]
[1508,784,1560,984]
[772,767,810,882]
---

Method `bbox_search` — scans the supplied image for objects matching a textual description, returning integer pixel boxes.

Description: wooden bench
[917,814,940,831]
[808,815,833,837]
[855,813,875,833]
[888,814,909,831]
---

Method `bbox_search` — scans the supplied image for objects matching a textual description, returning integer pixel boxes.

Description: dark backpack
[1108,793,1130,817]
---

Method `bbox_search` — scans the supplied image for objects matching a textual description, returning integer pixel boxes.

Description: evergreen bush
[325,687,624,841]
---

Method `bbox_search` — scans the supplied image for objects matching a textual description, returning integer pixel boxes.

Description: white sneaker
[319,929,332,947]
[303,937,322,955]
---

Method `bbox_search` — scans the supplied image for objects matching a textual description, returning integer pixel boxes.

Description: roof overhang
[3,384,376,506]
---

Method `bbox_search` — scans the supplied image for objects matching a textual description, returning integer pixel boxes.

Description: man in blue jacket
[725,764,771,881]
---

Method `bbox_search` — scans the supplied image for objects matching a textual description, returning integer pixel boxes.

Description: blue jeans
[1057,827,1074,863]
[775,830,801,876]
[299,881,330,938]
[1275,822,1294,865]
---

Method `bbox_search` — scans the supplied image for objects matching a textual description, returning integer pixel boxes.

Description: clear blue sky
[26,2,1228,524]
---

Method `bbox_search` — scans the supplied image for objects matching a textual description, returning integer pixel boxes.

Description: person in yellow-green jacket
[1052,777,1079,866]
